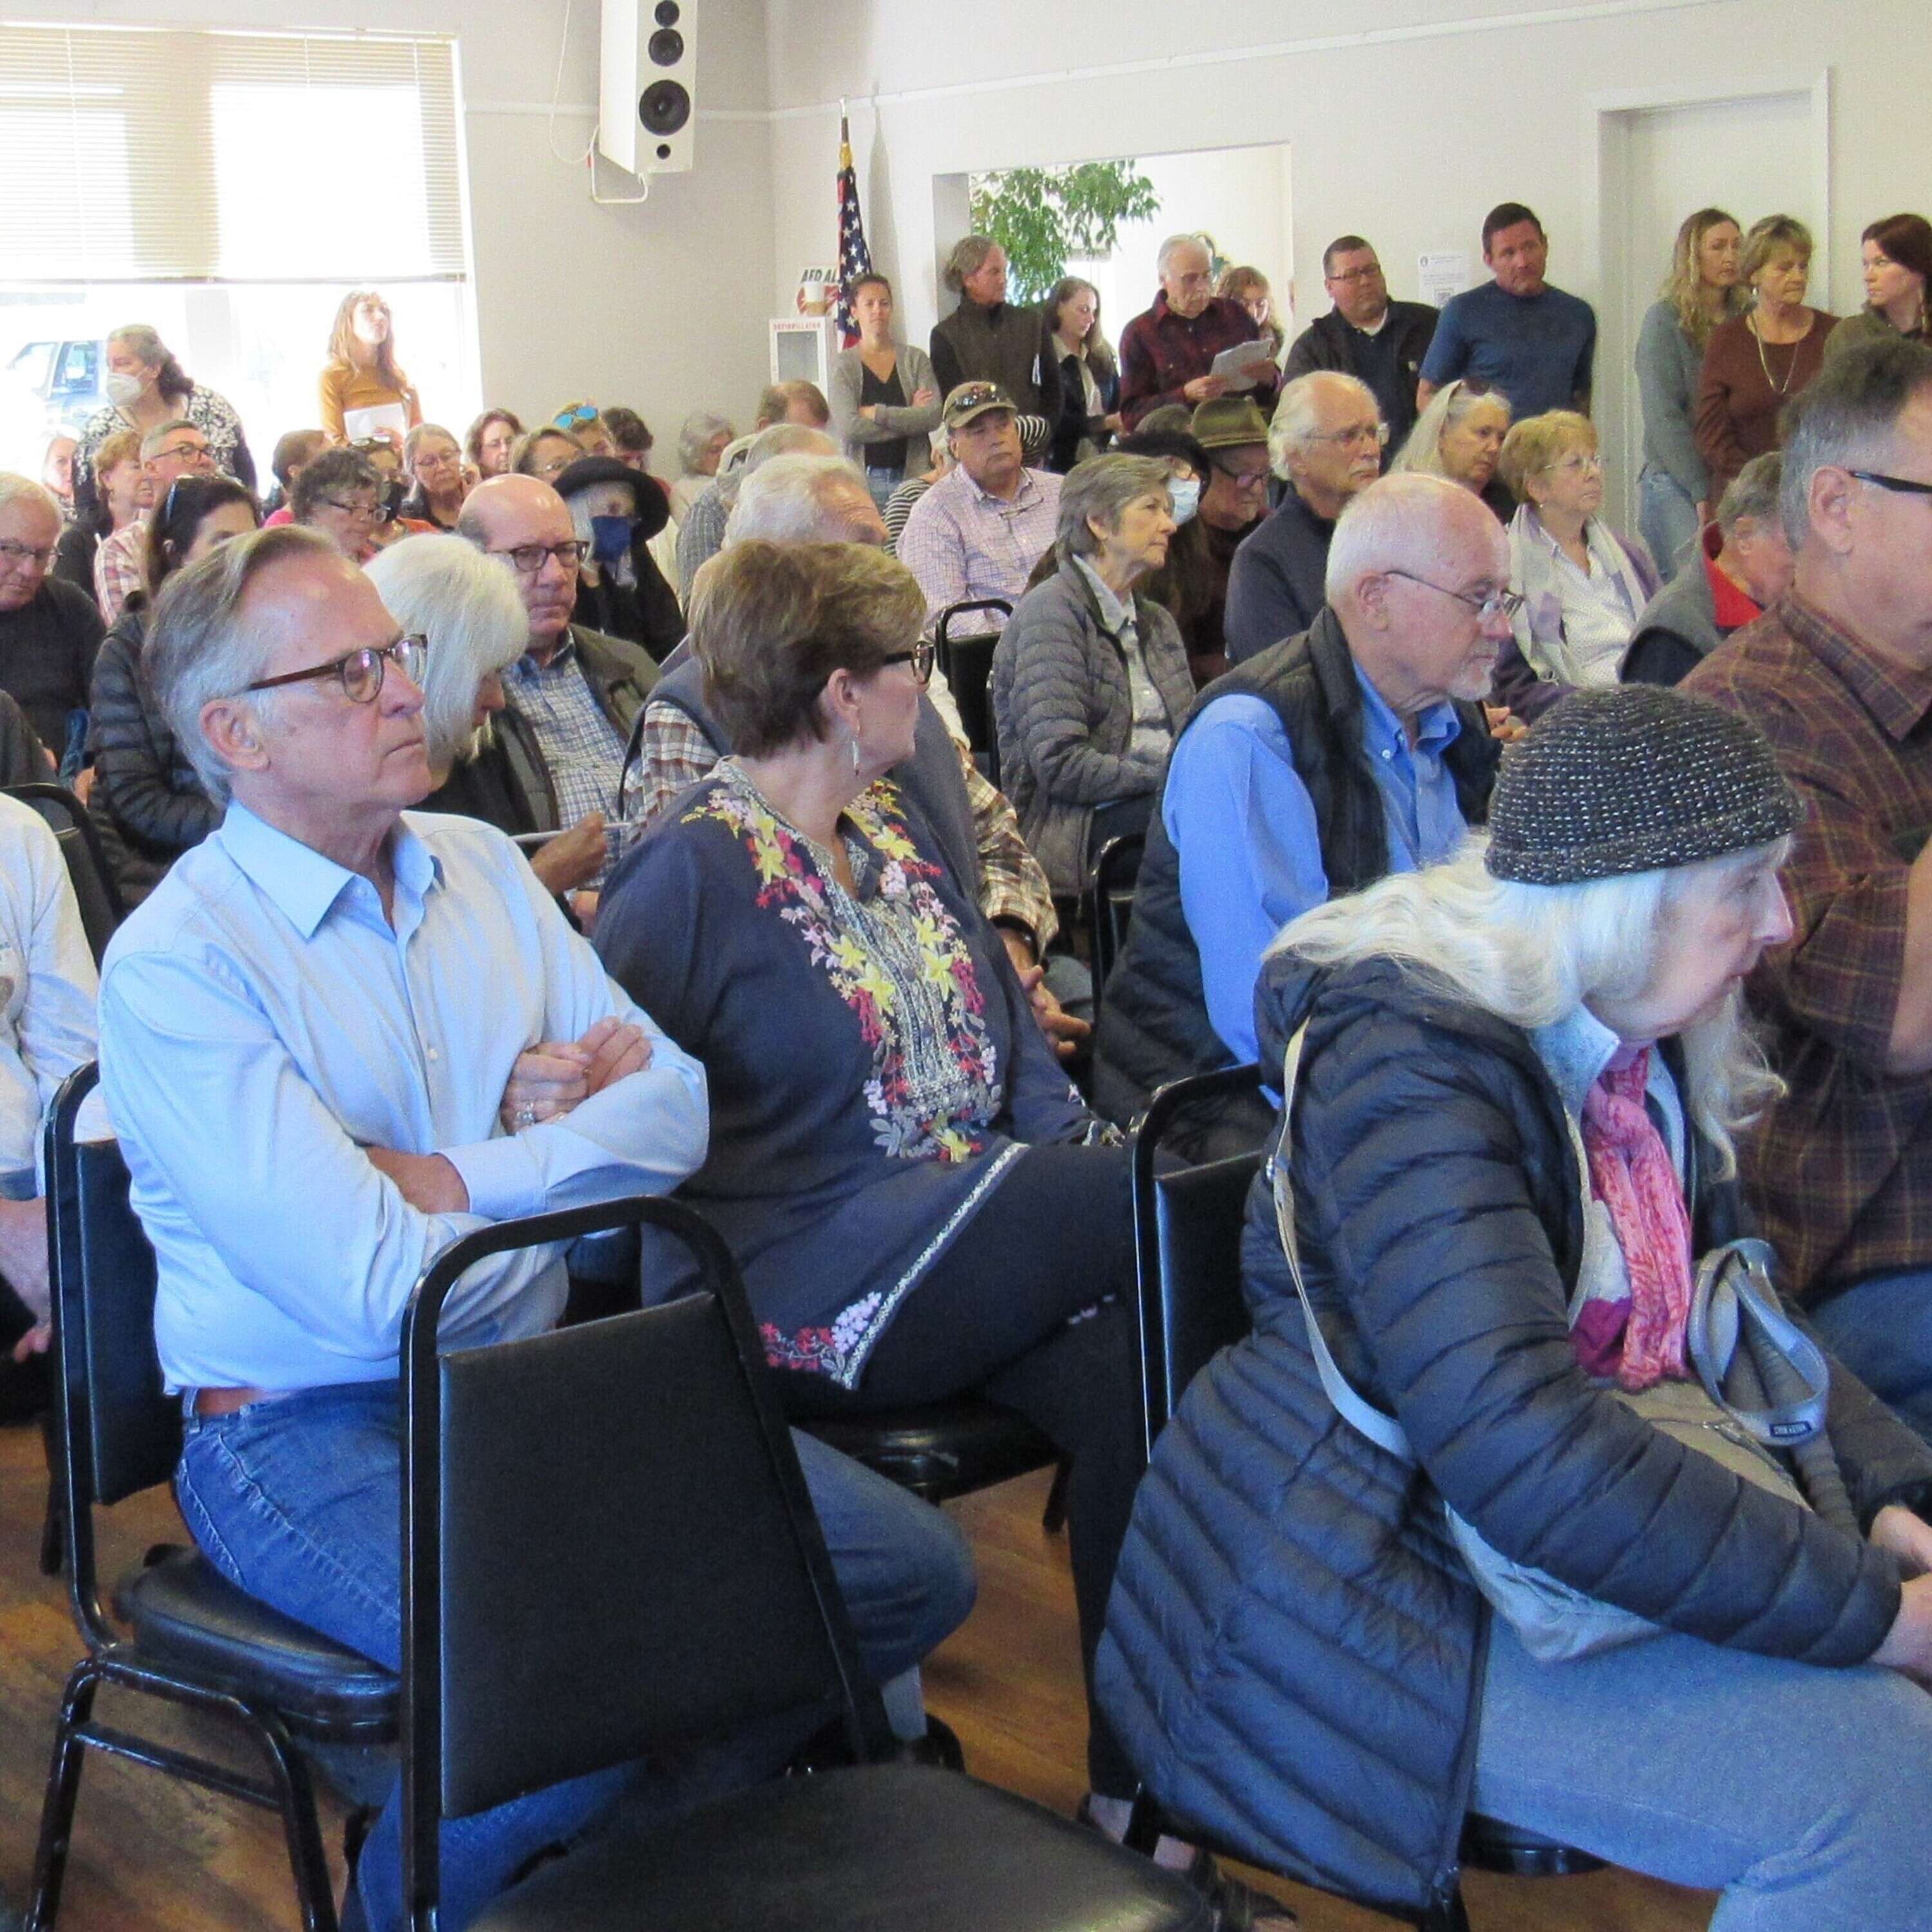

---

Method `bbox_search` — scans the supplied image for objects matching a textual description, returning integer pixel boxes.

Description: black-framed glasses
[153,442,210,466]
[1850,469,1932,498]
[1382,569,1524,623]
[880,641,935,685]
[243,635,427,705]
[1211,459,1273,488]
[321,494,384,520]
[1327,261,1385,284]
[489,538,591,574]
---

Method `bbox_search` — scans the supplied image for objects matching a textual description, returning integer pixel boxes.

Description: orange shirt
[318,360,422,443]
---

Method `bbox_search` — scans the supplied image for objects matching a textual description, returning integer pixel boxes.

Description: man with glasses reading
[0,473,102,764]
[457,473,663,904]
[95,419,218,625]
[97,524,976,1931]
[1226,372,1387,665]
[1284,235,1441,454]
[1118,234,1278,432]
[1095,474,1510,1157]
[1689,336,1932,1448]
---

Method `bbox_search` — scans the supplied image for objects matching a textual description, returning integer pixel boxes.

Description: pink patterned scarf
[1578,1049,1694,1390]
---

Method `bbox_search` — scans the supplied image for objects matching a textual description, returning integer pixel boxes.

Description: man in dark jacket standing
[1224,372,1384,665]
[1095,472,1507,1155]
[1283,236,1439,456]
[1118,236,1279,431]
[459,475,659,893]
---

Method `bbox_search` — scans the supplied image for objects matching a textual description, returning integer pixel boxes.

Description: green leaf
[967,160,1161,305]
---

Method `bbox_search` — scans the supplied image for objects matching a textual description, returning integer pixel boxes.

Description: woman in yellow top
[318,290,422,449]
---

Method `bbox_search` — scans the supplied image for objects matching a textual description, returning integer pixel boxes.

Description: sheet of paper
[343,401,408,443]
[1418,251,1473,308]
[1208,338,1278,392]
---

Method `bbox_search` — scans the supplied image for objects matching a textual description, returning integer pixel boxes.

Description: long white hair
[1269,835,1786,1173]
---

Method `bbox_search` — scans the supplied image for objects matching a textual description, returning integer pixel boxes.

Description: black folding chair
[5,783,126,968]
[1085,833,1144,1039]
[1121,1068,1600,1930]
[398,1195,1209,1932]
[30,1065,397,1932]
[934,598,1010,786]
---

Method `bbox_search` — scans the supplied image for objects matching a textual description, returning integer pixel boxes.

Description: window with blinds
[0,24,466,283]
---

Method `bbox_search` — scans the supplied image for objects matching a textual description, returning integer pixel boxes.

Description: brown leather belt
[191,1385,278,1417]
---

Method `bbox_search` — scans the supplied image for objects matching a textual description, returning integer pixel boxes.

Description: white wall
[19,0,776,454]
[763,0,1932,512]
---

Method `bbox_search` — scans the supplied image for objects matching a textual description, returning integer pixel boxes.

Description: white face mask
[104,372,146,408]
[1168,477,1201,526]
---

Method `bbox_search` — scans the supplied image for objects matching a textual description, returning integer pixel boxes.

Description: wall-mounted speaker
[600,0,697,177]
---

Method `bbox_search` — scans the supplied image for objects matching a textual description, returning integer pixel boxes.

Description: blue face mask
[589,513,635,563]
[1168,477,1201,526]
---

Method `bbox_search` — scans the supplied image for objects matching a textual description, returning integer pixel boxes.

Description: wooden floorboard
[0,1420,1713,1929]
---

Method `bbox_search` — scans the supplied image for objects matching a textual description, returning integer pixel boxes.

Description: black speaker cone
[647,27,684,66]
[639,79,690,136]
[654,1,679,22]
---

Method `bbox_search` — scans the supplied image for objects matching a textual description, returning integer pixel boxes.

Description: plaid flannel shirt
[627,697,1056,951]
[94,523,147,627]
[1687,594,1932,1298]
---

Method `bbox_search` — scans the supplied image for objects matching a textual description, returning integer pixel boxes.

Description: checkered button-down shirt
[501,637,627,871]
[896,464,1061,638]
[94,523,147,627]
[1687,594,1932,1298]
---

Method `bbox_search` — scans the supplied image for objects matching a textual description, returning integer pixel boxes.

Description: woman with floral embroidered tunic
[596,538,1149,1823]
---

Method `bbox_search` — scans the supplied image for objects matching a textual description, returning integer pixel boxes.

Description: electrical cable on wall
[549,0,650,205]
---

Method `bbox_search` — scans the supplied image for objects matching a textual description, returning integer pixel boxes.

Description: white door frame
[1585,70,1832,535]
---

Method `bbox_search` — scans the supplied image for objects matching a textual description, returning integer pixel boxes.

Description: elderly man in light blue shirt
[97,526,973,1932]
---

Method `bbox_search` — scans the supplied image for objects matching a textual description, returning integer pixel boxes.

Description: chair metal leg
[1040,1456,1071,1535]
[27,1661,100,1930]
[247,1710,341,1932]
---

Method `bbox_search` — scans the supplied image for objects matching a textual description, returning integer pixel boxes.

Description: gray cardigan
[828,343,942,467]
[990,558,1194,896]
[1633,299,1710,502]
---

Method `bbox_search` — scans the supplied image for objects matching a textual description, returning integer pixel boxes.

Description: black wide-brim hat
[1484,685,1802,886]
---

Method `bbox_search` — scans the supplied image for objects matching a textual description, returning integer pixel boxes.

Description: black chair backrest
[1130,1065,1266,1457]
[46,1063,177,1645]
[6,782,128,967]
[403,1197,893,1918]
[934,598,1010,781]
[1088,832,1144,1005]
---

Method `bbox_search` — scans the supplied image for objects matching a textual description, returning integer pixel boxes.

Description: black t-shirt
[858,361,910,473]
[0,576,104,756]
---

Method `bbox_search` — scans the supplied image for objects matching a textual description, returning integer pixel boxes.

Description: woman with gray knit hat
[1099,685,1932,1928]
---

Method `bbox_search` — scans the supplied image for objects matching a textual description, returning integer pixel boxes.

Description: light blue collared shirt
[1164,665,1466,1066]
[98,804,708,1393]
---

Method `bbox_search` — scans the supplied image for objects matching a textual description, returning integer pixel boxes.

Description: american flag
[833,113,872,348]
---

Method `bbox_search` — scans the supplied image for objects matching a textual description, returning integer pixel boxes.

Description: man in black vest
[1095,473,1510,1155]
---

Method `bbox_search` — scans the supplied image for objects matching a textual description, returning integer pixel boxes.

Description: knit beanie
[1484,685,1801,886]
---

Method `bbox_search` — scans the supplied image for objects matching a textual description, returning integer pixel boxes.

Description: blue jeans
[176,1381,974,1931]
[863,466,904,515]
[1638,464,1704,581]
[1474,1618,1932,1929]
[1807,1267,1932,1449]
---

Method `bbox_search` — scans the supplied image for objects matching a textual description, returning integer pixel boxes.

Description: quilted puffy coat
[1097,948,1932,1919]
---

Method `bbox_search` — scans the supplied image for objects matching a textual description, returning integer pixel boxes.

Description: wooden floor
[0,1420,1714,1929]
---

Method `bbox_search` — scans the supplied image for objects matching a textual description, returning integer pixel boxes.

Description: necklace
[1749,311,1804,395]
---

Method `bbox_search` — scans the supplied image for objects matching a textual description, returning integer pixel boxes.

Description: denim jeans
[1638,464,1704,582]
[176,1380,974,1931]
[862,466,903,515]
[1474,1618,1932,1929]
[1806,1267,1932,1450]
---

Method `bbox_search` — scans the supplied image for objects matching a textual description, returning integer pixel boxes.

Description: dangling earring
[849,730,864,777]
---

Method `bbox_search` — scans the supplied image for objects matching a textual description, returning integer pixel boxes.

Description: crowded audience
[10,176,1932,1932]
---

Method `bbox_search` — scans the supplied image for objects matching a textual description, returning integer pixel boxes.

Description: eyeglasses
[1542,451,1604,476]
[243,635,427,705]
[1307,421,1391,449]
[0,539,56,569]
[880,641,936,685]
[1211,460,1273,489]
[489,538,591,574]
[153,442,209,466]
[553,404,601,427]
[1381,569,1524,622]
[1850,469,1932,499]
[321,495,384,520]
[945,383,1008,422]
[1327,262,1385,284]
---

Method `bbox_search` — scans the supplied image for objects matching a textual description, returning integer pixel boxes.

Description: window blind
[0,23,466,282]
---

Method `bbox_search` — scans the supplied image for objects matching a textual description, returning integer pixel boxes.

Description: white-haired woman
[990,453,1193,898]
[1392,376,1515,522]
[672,410,734,522]
[365,534,606,900]
[1101,685,1932,1930]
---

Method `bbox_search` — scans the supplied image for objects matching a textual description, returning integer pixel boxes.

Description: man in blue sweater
[1417,202,1596,419]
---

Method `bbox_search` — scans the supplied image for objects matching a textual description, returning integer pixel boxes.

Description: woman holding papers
[319,289,423,449]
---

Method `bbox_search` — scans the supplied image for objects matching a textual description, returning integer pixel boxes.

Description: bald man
[457,474,661,891]
[1095,473,1511,1157]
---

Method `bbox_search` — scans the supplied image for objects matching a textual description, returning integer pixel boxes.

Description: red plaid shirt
[1687,594,1932,1298]
[1117,294,1278,430]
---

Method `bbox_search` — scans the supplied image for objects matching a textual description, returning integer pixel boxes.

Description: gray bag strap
[1267,1021,1414,1461]
[1687,1236,1831,1446]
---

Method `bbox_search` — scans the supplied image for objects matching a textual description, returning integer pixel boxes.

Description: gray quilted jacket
[990,559,1193,896]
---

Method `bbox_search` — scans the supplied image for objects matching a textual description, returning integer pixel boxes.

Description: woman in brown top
[1695,215,1838,502]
